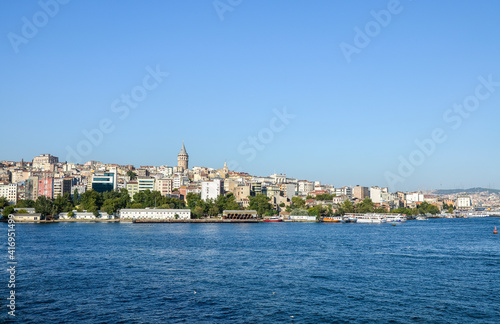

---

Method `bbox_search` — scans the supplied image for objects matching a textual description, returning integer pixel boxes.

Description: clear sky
[1,0,499,192]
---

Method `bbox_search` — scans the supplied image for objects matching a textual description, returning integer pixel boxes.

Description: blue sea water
[1,218,499,323]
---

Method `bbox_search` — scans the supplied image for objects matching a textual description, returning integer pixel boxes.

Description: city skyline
[3,148,499,193]
[2,1,500,191]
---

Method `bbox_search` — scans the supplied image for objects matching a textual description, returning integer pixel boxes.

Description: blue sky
[1,0,499,192]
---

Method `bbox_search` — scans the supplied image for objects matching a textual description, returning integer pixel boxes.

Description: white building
[456,195,472,209]
[201,179,224,201]
[289,215,317,222]
[119,208,191,220]
[270,174,286,184]
[0,184,17,204]
[370,186,388,204]
[298,181,314,195]
[406,192,424,204]
[334,186,352,198]
[59,210,112,219]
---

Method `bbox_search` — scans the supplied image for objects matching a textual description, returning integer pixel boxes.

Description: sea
[2,218,499,323]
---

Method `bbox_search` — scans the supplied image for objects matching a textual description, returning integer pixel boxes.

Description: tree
[127,171,137,180]
[248,194,273,216]
[193,206,204,219]
[53,193,74,214]
[68,211,75,218]
[2,205,15,218]
[16,199,35,208]
[355,198,374,213]
[316,193,334,201]
[336,199,354,215]
[0,196,9,209]
[291,197,305,209]
[17,209,28,214]
[73,189,80,206]
[80,190,103,211]
[35,196,53,217]
[93,209,100,218]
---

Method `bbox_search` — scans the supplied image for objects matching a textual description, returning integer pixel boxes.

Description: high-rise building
[91,172,117,193]
[201,179,224,201]
[177,141,189,171]
[25,176,39,201]
[352,186,369,200]
[38,177,54,199]
[0,183,18,204]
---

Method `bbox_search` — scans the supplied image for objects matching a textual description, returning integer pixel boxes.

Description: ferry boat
[416,216,428,221]
[322,216,344,223]
[385,214,407,223]
[263,217,283,222]
[353,213,387,224]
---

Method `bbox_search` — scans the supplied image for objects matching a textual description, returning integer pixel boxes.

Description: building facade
[0,184,18,204]
[119,208,191,220]
[201,179,224,201]
[38,177,54,199]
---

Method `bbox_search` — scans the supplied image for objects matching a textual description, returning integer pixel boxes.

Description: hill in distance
[434,187,500,195]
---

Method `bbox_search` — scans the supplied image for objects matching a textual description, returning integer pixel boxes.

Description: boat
[263,217,283,222]
[322,216,344,223]
[353,213,387,224]
[386,214,407,223]
[344,216,357,223]
[416,216,428,221]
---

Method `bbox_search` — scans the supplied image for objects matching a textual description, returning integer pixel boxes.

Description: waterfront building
[289,215,317,222]
[0,183,18,204]
[177,141,189,171]
[59,210,112,219]
[119,208,191,220]
[201,179,224,201]
[222,210,258,219]
[11,213,41,223]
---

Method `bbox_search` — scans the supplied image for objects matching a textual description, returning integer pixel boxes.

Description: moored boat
[353,213,387,224]
[263,217,283,222]
[322,216,344,223]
